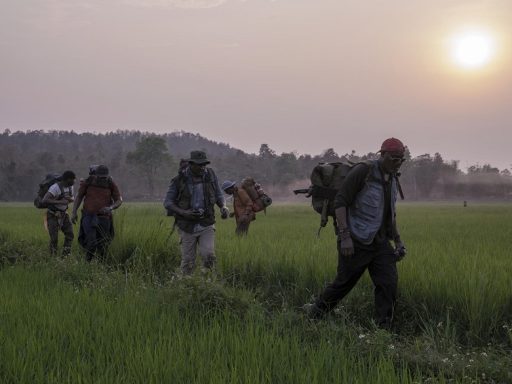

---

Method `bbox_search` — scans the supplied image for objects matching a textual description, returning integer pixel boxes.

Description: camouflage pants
[47,211,74,256]
[178,226,216,275]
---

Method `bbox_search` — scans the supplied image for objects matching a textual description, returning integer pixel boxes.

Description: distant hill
[0,129,511,201]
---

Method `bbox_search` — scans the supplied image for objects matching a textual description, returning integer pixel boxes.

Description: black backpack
[34,173,62,209]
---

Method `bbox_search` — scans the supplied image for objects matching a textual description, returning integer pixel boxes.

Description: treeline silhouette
[1,129,511,201]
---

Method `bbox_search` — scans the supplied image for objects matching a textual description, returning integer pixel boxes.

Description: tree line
[1,129,511,202]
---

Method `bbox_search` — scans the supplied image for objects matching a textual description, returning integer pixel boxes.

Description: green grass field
[0,203,511,383]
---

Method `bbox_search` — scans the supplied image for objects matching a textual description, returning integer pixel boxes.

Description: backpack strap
[395,173,405,200]
[174,172,187,201]
[84,176,113,193]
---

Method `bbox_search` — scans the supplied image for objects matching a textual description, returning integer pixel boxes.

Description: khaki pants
[47,211,74,256]
[178,226,216,275]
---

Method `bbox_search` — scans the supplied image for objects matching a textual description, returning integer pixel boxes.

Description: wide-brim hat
[188,150,210,165]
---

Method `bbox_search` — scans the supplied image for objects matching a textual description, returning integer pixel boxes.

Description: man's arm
[392,218,406,260]
[71,187,85,224]
[392,216,401,244]
[163,178,196,219]
[334,164,369,210]
[212,173,226,209]
[209,170,228,219]
[42,184,70,206]
[333,163,369,257]
[109,182,123,210]
[42,192,66,206]
[333,163,370,230]
[99,182,123,214]
[163,179,179,211]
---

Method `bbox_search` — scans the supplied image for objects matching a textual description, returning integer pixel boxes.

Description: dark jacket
[164,168,225,233]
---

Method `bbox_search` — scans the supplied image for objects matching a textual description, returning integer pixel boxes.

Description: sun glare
[450,29,497,70]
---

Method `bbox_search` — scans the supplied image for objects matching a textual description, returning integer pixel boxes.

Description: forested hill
[1,129,511,201]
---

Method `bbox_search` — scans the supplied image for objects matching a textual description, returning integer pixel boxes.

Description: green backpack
[295,161,374,234]
[295,160,404,235]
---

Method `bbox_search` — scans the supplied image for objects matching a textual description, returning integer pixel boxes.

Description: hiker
[71,165,123,261]
[41,170,76,256]
[163,150,229,275]
[305,138,407,329]
[221,180,255,236]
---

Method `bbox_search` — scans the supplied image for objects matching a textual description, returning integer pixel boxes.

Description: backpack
[298,161,374,233]
[82,175,113,190]
[34,173,62,209]
[240,177,272,213]
[300,160,405,234]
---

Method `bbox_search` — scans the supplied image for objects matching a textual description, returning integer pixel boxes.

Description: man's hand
[178,209,200,220]
[99,206,113,215]
[394,240,407,262]
[338,231,354,257]
[64,196,74,203]
[71,213,78,225]
[220,206,229,220]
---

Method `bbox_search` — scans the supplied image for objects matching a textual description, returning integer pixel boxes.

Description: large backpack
[34,173,62,209]
[82,175,113,190]
[240,177,272,213]
[309,161,372,229]
[300,160,404,234]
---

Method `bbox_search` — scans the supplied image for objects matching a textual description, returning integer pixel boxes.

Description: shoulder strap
[362,160,375,183]
[395,173,405,200]
[205,168,216,183]
[175,172,188,199]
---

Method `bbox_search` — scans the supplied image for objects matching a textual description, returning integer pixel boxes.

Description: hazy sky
[1,0,511,170]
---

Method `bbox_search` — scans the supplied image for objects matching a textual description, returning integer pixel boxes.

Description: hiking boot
[377,318,393,331]
[302,303,324,320]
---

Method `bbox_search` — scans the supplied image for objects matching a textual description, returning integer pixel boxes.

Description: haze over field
[1,0,511,170]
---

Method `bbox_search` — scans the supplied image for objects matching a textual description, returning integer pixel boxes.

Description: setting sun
[450,29,497,69]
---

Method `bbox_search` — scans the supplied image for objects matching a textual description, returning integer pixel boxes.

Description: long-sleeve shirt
[334,162,392,249]
[164,168,225,213]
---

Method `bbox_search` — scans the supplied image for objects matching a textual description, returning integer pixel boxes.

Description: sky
[1,0,511,170]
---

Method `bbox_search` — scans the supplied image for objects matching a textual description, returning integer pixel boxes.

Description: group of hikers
[38,165,123,262]
[37,137,408,329]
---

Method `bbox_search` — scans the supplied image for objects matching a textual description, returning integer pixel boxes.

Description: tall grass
[0,202,511,382]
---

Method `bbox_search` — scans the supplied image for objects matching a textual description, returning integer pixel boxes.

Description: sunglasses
[390,155,405,163]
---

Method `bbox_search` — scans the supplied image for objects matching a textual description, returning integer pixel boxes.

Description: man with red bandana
[305,138,407,329]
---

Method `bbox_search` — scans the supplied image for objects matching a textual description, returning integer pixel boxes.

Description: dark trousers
[78,214,114,261]
[47,212,74,256]
[315,241,398,327]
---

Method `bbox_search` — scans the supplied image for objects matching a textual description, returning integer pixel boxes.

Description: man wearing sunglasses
[306,138,407,330]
